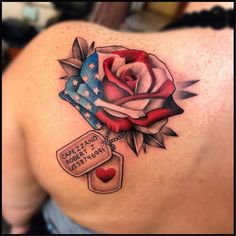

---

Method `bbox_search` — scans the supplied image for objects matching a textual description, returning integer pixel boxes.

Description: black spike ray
[178,80,200,89]
[179,90,198,99]
[144,133,165,149]
[162,126,178,137]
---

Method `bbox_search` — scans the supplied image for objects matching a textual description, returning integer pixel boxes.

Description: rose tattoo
[57,38,197,193]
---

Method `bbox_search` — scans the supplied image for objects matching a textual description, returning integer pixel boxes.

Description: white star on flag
[72,80,78,86]
[95,74,99,80]
[83,90,90,97]
[74,95,80,101]
[93,87,100,94]
[85,103,92,111]
[83,75,88,82]
[64,90,68,95]
[85,112,91,118]
[88,63,95,70]
[96,123,102,129]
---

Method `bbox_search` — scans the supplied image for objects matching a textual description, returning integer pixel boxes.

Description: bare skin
[2,2,233,234]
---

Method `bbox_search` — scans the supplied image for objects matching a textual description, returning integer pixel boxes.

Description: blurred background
[2,2,188,72]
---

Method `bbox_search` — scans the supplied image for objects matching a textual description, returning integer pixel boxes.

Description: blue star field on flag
[59,53,104,130]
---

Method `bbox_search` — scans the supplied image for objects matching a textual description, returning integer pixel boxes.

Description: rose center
[120,69,137,90]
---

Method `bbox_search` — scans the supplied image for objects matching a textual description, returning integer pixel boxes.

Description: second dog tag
[88,152,124,194]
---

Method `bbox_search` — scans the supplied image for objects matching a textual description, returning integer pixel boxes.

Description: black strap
[162,6,234,31]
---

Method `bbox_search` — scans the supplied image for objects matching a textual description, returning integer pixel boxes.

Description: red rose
[93,46,183,133]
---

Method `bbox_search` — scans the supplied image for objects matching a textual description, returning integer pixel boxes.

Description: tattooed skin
[57,37,198,193]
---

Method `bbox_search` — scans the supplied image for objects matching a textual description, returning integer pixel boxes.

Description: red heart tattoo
[96,167,116,183]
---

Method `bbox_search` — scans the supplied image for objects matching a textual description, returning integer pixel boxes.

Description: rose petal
[96,109,132,132]
[95,97,183,133]
[148,54,173,81]
[103,57,134,94]
[115,79,175,105]
[97,52,119,80]
[144,98,166,113]
[113,49,149,64]
[116,62,153,94]
[143,68,168,112]
[103,108,128,118]
[96,98,145,119]
[121,99,150,110]
[111,57,126,74]
[113,50,157,92]
[134,119,167,134]
[151,68,168,93]
[102,80,130,102]
[128,96,183,127]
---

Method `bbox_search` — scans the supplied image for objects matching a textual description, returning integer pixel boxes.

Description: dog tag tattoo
[57,131,112,177]
[56,37,198,193]
[88,152,124,194]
